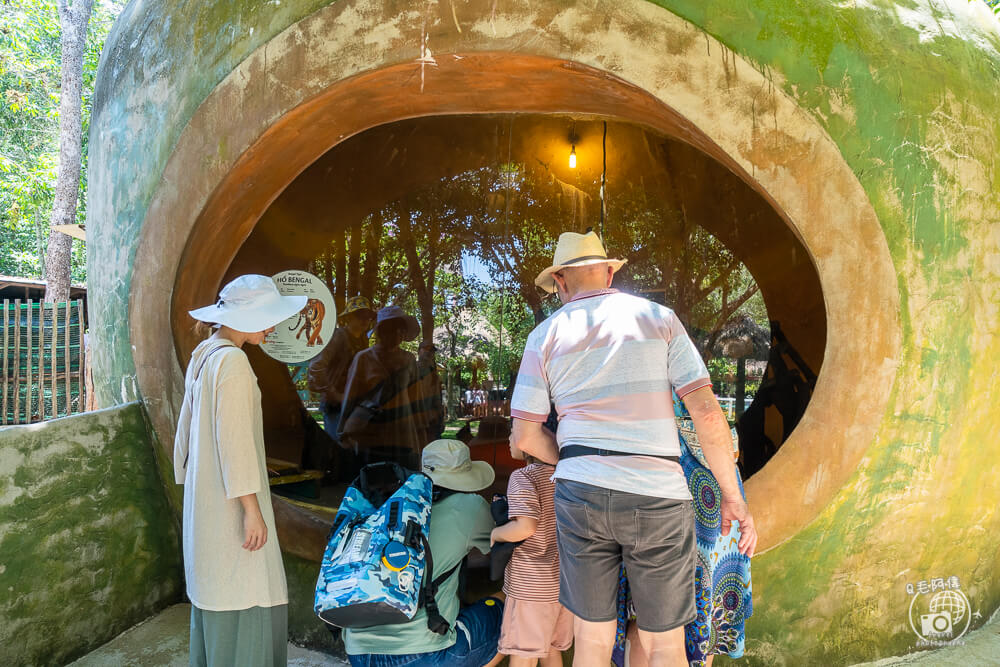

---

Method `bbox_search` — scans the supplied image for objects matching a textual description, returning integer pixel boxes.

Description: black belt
[558,445,679,464]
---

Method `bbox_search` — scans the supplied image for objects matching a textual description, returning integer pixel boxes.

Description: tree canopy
[0,0,121,281]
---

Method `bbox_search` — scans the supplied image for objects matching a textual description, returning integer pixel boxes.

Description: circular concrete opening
[218,113,825,489]
[133,44,897,556]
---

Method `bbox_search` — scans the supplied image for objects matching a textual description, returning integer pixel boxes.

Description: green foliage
[975,0,1000,16]
[308,152,767,401]
[0,0,120,281]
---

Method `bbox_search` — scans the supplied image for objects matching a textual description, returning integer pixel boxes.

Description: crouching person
[344,439,506,667]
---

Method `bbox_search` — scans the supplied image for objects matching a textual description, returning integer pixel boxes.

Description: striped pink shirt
[510,289,710,499]
[503,463,560,602]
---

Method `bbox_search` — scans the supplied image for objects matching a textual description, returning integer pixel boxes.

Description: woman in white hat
[173,274,306,667]
[344,439,506,667]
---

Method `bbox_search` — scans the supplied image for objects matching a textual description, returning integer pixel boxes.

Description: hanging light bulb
[569,144,577,169]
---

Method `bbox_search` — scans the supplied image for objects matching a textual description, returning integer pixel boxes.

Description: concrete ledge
[0,404,183,665]
[70,603,348,667]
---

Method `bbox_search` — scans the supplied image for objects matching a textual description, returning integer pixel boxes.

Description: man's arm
[509,418,559,465]
[682,386,758,557]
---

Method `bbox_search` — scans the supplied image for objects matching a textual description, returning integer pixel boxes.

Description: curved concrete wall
[0,405,182,665]
[87,0,1000,663]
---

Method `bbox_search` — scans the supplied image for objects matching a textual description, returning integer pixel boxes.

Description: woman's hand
[238,494,267,551]
[243,510,267,551]
[720,496,757,557]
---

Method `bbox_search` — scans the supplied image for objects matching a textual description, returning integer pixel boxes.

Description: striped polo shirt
[503,463,560,602]
[510,289,711,499]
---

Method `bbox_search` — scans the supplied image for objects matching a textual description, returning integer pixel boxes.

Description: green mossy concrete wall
[86,1,1000,664]
[0,404,183,665]
[87,0,333,407]
[645,3,1000,664]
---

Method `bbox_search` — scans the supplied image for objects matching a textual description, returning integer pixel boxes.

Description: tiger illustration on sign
[289,298,326,346]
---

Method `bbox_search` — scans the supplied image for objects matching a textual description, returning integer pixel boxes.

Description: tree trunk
[43,0,95,304]
[348,218,361,296]
[34,207,47,279]
[361,212,384,300]
[521,286,546,325]
[334,231,346,310]
[396,212,436,344]
[735,356,747,419]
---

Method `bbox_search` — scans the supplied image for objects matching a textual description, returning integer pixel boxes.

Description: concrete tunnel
[85,0,1000,661]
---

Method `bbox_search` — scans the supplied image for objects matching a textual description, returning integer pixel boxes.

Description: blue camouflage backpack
[314,462,457,635]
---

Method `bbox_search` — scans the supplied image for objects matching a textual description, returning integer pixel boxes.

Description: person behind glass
[174,275,306,667]
[416,341,446,444]
[307,296,375,477]
[337,305,424,470]
[344,439,506,667]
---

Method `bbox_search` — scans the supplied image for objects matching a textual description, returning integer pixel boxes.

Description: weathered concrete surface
[0,404,183,665]
[227,114,828,510]
[285,553,342,653]
[110,0,902,557]
[69,603,349,667]
[84,0,1000,664]
[85,0,332,409]
[850,608,1000,666]
[65,601,1000,667]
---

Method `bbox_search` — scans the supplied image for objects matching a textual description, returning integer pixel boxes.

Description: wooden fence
[1,299,86,425]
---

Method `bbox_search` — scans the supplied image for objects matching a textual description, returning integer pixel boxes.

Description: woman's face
[248,326,275,346]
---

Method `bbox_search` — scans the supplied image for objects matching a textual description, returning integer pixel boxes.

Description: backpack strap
[181,343,234,471]
[417,532,461,636]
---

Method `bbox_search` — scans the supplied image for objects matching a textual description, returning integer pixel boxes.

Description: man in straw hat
[344,440,506,667]
[509,231,758,667]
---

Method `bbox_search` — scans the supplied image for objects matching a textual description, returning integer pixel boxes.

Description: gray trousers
[190,604,288,667]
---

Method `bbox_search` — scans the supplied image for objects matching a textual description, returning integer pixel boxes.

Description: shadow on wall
[0,403,183,665]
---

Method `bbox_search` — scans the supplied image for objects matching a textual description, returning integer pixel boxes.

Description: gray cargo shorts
[554,479,696,632]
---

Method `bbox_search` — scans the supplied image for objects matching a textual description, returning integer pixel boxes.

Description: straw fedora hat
[189,274,307,333]
[534,231,627,294]
[421,439,495,492]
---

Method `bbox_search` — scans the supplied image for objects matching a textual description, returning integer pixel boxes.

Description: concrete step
[69,600,998,666]
[849,608,1000,666]
[68,603,347,667]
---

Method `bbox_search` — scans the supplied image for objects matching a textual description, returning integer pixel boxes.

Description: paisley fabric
[613,436,752,666]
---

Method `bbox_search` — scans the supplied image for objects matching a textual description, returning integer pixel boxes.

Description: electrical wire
[498,116,514,389]
[600,120,607,240]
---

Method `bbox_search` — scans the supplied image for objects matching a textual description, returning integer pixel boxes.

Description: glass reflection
[235,115,825,491]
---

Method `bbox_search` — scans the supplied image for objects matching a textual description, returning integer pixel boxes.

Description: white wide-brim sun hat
[421,439,495,492]
[534,231,627,294]
[189,274,308,333]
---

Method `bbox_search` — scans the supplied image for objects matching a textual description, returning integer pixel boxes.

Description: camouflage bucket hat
[340,295,375,320]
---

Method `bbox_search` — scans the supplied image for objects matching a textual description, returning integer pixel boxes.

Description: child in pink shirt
[491,456,573,666]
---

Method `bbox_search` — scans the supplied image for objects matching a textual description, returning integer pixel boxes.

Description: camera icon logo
[908,583,971,645]
[920,612,952,637]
